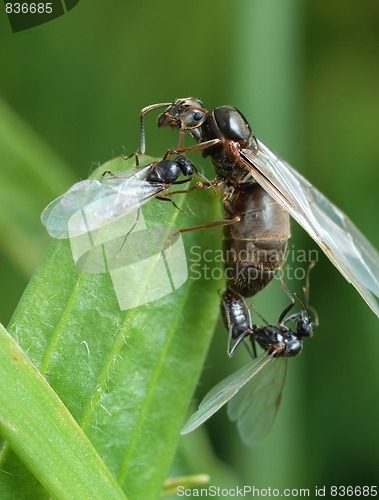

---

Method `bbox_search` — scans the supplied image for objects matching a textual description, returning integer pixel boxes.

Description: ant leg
[115,207,141,260]
[121,152,140,165]
[239,336,258,359]
[168,216,241,245]
[101,152,142,259]
[165,212,241,252]
[222,186,240,217]
[235,335,257,359]
[176,130,186,150]
[101,170,115,178]
[195,176,226,191]
[177,138,222,154]
[162,149,177,160]
[156,177,194,197]
[278,280,296,326]
[102,153,140,179]
[157,187,221,215]
[156,196,187,215]
[160,176,223,198]
[249,302,268,325]
[228,333,250,358]
[162,148,193,162]
[190,164,216,191]
[158,184,200,201]
[156,177,218,214]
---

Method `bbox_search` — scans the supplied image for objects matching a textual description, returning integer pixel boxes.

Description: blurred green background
[0,0,378,496]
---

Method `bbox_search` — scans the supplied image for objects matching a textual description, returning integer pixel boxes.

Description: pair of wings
[182,351,287,446]
[41,163,168,239]
[236,140,379,318]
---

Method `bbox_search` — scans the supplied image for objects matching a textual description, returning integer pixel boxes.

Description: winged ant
[41,150,207,239]
[181,264,316,446]
[140,98,379,318]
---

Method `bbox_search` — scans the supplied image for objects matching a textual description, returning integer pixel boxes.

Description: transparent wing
[227,357,287,446]
[41,165,165,239]
[238,140,379,317]
[181,352,275,435]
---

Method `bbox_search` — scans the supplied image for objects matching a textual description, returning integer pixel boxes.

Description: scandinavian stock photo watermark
[67,200,318,312]
[188,245,318,283]
[175,484,378,497]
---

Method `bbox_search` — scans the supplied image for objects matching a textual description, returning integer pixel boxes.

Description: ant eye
[193,112,203,121]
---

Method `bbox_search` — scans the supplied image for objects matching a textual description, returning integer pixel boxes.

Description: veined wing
[41,165,165,239]
[181,352,275,435]
[239,140,379,317]
[227,357,287,446]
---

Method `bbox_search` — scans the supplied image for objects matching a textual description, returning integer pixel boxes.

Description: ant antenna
[293,292,310,320]
[140,102,172,154]
[281,261,318,326]
[299,260,319,326]
[177,130,186,150]
[303,260,316,308]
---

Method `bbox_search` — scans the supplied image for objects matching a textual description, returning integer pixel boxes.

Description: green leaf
[0,322,127,500]
[1,154,222,499]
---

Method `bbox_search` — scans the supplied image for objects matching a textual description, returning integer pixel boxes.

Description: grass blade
[0,322,127,500]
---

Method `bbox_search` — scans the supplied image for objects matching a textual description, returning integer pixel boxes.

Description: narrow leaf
[0,322,127,500]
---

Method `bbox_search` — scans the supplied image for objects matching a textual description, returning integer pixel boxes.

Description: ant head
[296,314,313,338]
[157,98,208,131]
[173,153,195,176]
